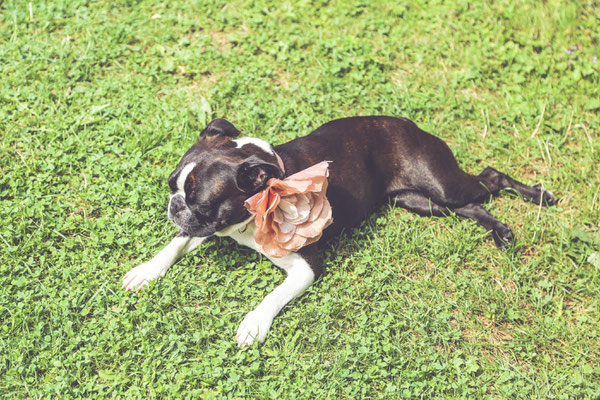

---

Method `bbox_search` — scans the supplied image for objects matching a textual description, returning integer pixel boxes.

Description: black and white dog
[122,116,555,346]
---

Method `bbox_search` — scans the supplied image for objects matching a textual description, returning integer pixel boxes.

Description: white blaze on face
[168,162,197,219]
[233,137,274,155]
[175,162,197,196]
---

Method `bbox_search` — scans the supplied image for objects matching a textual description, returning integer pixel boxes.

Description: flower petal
[308,192,324,222]
[254,220,288,258]
[244,189,267,214]
[279,198,298,219]
[295,198,333,237]
[269,161,330,195]
[245,161,332,258]
[279,233,309,251]
[258,213,275,233]
[257,239,288,258]
[274,221,296,243]
[286,161,330,183]
[265,189,280,214]
[279,220,296,233]
[303,232,324,247]
[296,193,310,210]
[273,208,284,224]
[288,198,310,223]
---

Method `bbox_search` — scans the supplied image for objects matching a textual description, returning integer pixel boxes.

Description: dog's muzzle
[167,193,190,225]
[167,194,216,237]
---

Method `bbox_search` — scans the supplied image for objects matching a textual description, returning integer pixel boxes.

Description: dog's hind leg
[391,190,451,217]
[451,203,514,249]
[478,167,555,206]
[390,191,514,248]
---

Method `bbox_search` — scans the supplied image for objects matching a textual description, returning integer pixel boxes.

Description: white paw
[122,262,165,292]
[236,309,274,347]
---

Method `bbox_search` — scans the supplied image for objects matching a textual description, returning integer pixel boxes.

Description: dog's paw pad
[236,309,273,347]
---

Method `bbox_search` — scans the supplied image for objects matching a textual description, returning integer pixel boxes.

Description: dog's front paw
[122,262,165,292]
[236,309,274,347]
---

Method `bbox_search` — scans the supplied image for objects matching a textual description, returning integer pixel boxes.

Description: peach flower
[244,161,333,258]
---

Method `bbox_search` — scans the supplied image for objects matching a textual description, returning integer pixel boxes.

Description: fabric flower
[244,161,333,258]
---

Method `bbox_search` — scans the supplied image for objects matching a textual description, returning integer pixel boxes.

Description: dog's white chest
[224,222,258,251]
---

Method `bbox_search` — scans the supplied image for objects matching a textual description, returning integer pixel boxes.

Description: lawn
[1,0,599,398]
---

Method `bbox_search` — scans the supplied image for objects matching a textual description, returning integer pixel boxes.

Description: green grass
[1,0,599,398]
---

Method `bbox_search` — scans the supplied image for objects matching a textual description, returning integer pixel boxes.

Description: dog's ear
[236,160,284,193]
[201,118,241,138]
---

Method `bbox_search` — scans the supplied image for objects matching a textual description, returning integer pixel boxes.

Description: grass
[1,0,599,398]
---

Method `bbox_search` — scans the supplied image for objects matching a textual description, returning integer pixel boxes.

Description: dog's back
[275,116,456,235]
[275,116,404,234]
[275,116,554,246]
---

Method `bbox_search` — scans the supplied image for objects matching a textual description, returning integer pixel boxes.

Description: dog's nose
[168,194,186,218]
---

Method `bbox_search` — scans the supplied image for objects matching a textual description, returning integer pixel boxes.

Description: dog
[122,116,555,346]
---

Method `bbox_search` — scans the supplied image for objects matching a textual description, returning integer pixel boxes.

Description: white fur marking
[214,217,254,238]
[222,220,257,248]
[234,137,274,155]
[168,162,197,218]
[176,162,197,194]
[122,236,205,291]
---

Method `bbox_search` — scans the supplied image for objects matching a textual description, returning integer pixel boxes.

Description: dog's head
[167,119,284,237]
